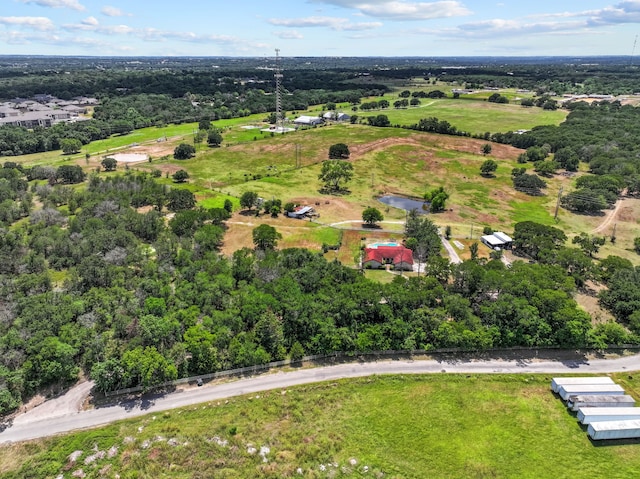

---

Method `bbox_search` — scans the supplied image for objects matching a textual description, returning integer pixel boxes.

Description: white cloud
[273,30,304,39]
[18,0,85,11]
[101,6,131,17]
[81,16,99,26]
[268,16,382,31]
[0,16,55,30]
[312,0,471,20]
[61,21,267,51]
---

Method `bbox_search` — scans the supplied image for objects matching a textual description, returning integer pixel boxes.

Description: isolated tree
[60,138,82,155]
[470,242,479,260]
[480,159,498,177]
[445,225,452,239]
[328,143,350,159]
[172,169,189,183]
[166,189,195,212]
[223,199,233,213]
[174,143,196,160]
[198,119,211,130]
[634,237,640,255]
[318,160,354,192]
[405,210,441,259]
[252,224,282,250]
[101,157,117,172]
[399,90,411,98]
[207,129,223,147]
[481,144,492,155]
[240,191,258,210]
[512,173,547,195]
[362,207,384,226]
[425,186,449,212]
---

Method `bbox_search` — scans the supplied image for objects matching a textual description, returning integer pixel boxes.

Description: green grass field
[363,99,567,135]
[2,372,639,478]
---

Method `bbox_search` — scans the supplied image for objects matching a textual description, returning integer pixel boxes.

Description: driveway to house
[1,353,639,444]
[440,236,462,264]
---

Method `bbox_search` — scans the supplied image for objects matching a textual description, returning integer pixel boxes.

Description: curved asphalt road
[1,354,639,444]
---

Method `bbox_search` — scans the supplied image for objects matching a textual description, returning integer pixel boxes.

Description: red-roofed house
[363,245,414,271]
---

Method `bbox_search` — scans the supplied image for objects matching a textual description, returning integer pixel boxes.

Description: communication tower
[274,49,284,131]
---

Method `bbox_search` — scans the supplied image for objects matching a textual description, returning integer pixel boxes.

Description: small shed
[287,206,315,219]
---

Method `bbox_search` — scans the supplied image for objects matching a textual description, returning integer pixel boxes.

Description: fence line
[103,345,640,397]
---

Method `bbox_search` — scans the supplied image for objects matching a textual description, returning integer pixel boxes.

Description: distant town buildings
[0,95,97,128]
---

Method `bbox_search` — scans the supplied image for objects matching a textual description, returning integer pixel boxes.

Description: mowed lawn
[2,373,639,478]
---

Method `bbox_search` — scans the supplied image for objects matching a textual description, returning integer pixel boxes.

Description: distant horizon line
[0,54,637,59]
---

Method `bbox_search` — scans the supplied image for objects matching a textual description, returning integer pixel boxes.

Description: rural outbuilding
[577,408,640,425]
[481,232,513,250]
[551,377,615,393]
[587,419,640,440]
[558,384,626,401]
[568,395,636,411]
[293,115,323,126]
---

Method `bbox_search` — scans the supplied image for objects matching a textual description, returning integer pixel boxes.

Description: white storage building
[551,377,614,393]
[558,384,626,401]
[588,419,640,440]
[578,408,640,425]
[568,395,636,411]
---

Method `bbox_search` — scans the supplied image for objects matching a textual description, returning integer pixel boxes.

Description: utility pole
[554,186,563,221]
[611,223,617,243]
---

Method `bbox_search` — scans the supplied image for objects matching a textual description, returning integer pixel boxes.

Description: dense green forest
[0,166,637,415]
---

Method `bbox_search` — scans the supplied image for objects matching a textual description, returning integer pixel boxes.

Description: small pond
[378,195,430,213]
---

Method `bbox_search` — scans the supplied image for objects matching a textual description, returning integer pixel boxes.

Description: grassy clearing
[2,372,640,478]
[374,99,567,134]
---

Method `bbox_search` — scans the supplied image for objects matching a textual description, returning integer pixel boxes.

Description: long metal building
[558,384,626,401]
[551,377,614,393]
[577,408,640,425]
[587,419,640,440]
[568,395,636,412]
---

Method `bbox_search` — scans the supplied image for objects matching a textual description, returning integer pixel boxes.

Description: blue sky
[1,0,640,56]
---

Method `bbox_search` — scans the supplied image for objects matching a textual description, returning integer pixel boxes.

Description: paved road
[1,354,639,444]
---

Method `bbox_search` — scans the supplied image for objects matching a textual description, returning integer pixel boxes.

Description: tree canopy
[318,160,354,192]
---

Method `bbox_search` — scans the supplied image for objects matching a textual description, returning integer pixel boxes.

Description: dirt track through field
[591,196,626,234]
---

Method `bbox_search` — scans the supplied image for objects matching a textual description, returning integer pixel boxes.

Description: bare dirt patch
[575,282,615,325]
